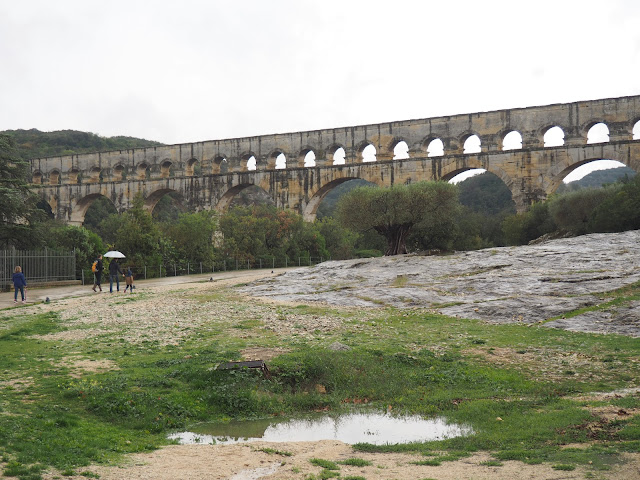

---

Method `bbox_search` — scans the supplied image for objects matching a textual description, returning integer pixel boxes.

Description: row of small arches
[252,121,640,170]
[31,121,640,184]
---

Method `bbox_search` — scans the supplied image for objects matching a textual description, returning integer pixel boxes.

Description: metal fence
[1,248,76,289]
[80,256,329,284]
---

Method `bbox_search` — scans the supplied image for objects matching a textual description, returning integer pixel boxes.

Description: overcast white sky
[1,0,639,150]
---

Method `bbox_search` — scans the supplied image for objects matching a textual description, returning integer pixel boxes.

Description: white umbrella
[104,250,126,258]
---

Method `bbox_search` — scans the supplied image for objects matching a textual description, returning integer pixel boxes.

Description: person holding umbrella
[108,257,124,293]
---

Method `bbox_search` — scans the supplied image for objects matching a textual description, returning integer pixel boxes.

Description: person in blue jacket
[12,265,27,304]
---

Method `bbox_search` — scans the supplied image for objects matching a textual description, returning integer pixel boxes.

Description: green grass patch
[256,447,293,456]
[309,458,340,470]
[338,458,373,467]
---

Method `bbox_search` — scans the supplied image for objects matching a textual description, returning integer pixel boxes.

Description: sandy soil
[3,263,639,479]
[62,442,640,480]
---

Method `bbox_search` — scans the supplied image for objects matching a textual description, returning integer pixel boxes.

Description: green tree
[336,181,460,256]
[42,223,104,277]
[0,134,47,248]
[162,210,218,266]
[83,196,118,233]
[111,195,165,269]
[589,175,640,232]
[547,188,610,235]
[218,205,329,263]
[502,201,556,245]
[316,217,359,260]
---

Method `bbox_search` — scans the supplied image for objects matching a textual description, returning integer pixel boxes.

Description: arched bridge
[30,95,640,225]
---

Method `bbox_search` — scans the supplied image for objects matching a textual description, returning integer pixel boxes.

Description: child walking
[123,266,134,293]
[12,266,27,304]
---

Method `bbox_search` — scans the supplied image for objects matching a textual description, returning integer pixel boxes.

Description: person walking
[123,266,134,293]
[109,258,124,293]
[12,266,27,304]
[92,255,104,292]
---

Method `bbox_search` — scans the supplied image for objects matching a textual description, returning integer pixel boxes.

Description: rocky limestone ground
[242,230,640,337]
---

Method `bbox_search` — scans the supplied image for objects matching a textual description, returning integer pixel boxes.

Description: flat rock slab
[242,230,640,337]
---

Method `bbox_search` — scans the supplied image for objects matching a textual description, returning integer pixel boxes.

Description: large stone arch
[302,177,365,222]
[438,157,521,209]
[215,183,256,213]
[144,188,182,214]
[545,149,635,195]
[68,193,116,226]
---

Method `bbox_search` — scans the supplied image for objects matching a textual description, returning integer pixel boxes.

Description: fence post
[145,266,147,279]
[200,262,202,274]
[187,262,190,275]
[174,264,177,276]
[81,269,84,286]
[160,264,162,277]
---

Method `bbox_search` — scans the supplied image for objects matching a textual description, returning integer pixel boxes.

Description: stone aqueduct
[30,95,640,225]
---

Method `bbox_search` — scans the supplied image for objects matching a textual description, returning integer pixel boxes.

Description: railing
[1,248,76,289]
[80,256,329,284]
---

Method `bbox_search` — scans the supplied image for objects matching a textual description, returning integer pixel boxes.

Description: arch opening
[449,168,487,184]
[502,131,522,151]
[36,198,54,219]
[88,167,101,183]
[634,120,640,140]
[217,184,273,212]
[113,165,125,181]
[81,195,118,231]
[304,150,316,167]
[151,191,187,222]
[393,141,410,160]
[587,123,610,144]
[544,126,565,147]
[312,178,377,221]
[333,147,346,165]
[246,155,257,171]
[427,138,444,157]
[463,135,481,154]
[160,161,172,178]
[362,144,377,163]
[560,159,634,188]
[49,170,61,185]
[275,153,287,170]
[213,156,229,174]
[186,158,200,176]
[137,163,150,180]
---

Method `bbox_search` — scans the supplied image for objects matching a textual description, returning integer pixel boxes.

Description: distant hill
[1,128,163,160]
[558,166,636,192]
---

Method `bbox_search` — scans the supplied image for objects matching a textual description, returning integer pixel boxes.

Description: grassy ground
[1,282,639,479]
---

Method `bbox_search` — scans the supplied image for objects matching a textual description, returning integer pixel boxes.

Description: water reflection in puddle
[169,412,473,445]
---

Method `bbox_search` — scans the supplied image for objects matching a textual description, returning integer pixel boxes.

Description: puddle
[169,411,473,445]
